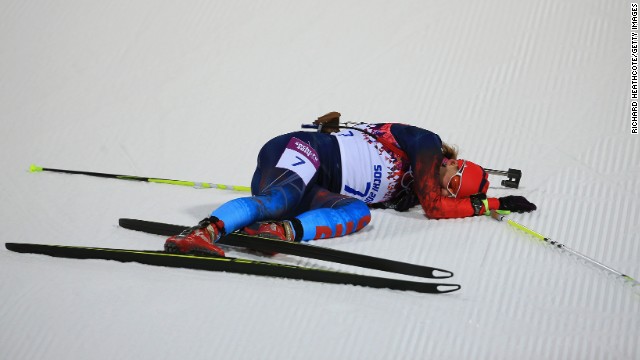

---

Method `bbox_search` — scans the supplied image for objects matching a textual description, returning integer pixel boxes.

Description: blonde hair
[442,142,458,160]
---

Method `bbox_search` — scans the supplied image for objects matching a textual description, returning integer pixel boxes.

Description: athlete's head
[439,158,489,198]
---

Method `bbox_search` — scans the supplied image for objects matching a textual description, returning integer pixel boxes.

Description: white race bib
[333,125,406,203]
[275,137,320,185]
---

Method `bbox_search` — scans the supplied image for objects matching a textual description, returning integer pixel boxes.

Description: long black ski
[5,243,460,294]
[119,218,453,279]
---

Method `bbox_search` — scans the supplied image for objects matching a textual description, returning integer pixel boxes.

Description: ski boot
[241,220,296,242]
[164,217,225,257]
[240,221,297,256]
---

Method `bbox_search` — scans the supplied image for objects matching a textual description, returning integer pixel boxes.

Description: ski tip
[29,164,44,173]
[432,269,454,279]
[437,284,461,294]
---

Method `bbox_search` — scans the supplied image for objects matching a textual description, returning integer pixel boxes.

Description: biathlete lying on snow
[165,113,537,257]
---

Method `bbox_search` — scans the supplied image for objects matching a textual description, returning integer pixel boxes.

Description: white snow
[1,1,639,359]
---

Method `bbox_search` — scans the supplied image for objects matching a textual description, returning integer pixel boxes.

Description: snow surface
[1,1,639,359]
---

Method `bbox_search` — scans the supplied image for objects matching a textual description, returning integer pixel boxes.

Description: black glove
[370,188,419,212]
[498,196,537,213]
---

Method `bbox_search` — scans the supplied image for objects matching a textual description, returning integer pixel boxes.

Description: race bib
[275,137,320,185]
[333,124,406,203]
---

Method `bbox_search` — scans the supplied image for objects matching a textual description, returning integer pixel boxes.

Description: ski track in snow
[1,1,639,359]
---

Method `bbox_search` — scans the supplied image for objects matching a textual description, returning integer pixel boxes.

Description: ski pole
[29,164,251,192]
[490,211,639,287]
[484,168,521,189]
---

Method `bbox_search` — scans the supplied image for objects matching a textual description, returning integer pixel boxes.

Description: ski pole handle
[485,168,522,189]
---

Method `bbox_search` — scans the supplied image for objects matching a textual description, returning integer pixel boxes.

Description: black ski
[5,243,460,294]
[119,218,453,279]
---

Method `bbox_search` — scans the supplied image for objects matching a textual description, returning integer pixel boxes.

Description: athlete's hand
[498,196,537,213]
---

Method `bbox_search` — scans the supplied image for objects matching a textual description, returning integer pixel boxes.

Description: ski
[5,243,460,294]
[119,218,453,279]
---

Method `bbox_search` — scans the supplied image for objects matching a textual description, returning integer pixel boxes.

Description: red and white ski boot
[164,217,225,257]
[241,221,296,242]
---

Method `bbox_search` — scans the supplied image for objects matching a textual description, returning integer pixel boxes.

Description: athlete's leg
[165,133,319,254]
[210,133,319,235]
[293,186,371,242]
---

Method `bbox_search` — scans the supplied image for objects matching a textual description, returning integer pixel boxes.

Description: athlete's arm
[390,124,475,219]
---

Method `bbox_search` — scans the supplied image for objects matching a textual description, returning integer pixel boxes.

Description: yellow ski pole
[29,164,251,192]
[491,211,639,287]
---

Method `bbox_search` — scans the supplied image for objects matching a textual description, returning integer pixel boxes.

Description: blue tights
[210,133,370,242]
